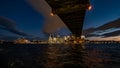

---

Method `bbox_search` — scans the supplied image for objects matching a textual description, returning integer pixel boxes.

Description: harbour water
[0,43,120,68]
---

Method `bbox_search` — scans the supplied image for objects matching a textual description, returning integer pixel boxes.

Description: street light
[88,5,92,11]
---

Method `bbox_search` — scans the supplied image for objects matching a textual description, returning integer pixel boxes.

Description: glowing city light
[50,12,54,16]
[88,5,92,10]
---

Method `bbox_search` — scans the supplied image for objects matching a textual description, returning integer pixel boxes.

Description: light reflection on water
[0,44,120,68]
[85,43,120,68]
[45,44,87,68]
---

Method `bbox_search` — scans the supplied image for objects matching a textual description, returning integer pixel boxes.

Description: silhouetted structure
[46,0,90,37]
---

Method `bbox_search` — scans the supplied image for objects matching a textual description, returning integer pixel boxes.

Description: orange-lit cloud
[86,36,120,41]
[26,0,66,34]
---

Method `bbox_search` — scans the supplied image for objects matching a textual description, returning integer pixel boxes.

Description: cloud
[26,0,67,34]
[83,18,120,37]
[96,18,120,30]
[0,34,18,40]
[90,28,120,35]
[0,16,32,36]
[86,36,120,41]
[102,30,120,37]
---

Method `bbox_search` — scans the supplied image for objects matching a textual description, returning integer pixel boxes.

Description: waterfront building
[14,38,30,44]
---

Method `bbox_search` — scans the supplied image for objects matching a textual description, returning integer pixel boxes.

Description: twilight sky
[0,0,120,40]
[84,0,120,29]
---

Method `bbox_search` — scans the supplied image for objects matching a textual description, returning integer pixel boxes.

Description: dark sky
[0,0,46,38]
[84,0,120,29]
[0,0,120,39]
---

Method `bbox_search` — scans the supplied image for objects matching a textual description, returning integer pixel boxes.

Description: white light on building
[81,35,85,39]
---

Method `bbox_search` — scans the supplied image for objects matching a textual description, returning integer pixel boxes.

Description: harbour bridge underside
[46,0,90,37]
